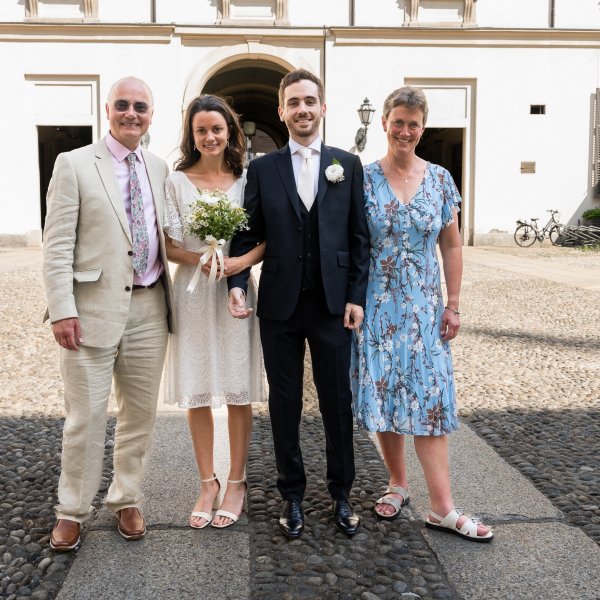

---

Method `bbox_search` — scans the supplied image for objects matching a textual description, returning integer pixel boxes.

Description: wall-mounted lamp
[354,98,376,153]
[242,121,256,166]
[243,121,256,137]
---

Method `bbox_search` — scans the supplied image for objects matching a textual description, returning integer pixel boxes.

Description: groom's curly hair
[278,69,324,107]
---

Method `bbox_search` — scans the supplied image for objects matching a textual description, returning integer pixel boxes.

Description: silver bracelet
[444,306,460,316]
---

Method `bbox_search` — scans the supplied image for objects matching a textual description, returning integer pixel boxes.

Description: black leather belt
[132,281,158,290]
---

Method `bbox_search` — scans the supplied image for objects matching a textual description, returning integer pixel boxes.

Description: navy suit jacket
[229,142,369,321]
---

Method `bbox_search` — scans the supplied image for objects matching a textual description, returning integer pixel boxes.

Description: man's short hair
[278,69,324,106]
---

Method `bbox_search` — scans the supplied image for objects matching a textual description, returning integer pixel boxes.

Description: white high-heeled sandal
[190,474,221,529]
[211,479,248,529]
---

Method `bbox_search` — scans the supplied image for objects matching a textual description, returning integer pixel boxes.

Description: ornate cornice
[0,23,174,43]
[1,22,599,49]
[176,26,323,46]
[329,27,600,48]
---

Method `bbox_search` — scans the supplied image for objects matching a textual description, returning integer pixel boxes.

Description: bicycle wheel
[549,225,562,246]
[514,224,537,247]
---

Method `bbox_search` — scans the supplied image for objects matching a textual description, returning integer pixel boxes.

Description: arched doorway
[202,59,289,158]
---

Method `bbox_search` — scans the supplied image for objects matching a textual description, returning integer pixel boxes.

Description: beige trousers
[55,283,168,522]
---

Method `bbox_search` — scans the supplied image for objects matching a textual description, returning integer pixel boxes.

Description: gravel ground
[1,247,599,599]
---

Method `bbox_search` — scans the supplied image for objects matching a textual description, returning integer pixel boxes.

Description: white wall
[324,39,599,235]
[0,37,183,238]
[555,0,600,29]
[0,1,27,20]
[156,0,216,24]
[476,0,549,28]
[2,1,600,243]
[288,0,349,26]
[98,0,152,23]
[354,0,404,27]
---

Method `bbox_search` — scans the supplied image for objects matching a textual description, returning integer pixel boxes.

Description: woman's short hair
[383,86,428,125]
[176,94,245,176]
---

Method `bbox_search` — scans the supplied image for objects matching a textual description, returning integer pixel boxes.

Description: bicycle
[514,210,563,247]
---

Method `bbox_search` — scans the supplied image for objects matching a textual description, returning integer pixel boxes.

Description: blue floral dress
[351,161,461,436]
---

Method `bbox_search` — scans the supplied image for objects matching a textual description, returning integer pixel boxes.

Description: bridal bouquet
[184,189,249,291]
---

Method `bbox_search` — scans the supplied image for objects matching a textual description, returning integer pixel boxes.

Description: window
[530,105,546,115]
[404,0,476,26]
[218,0,287,24]
[25,0,98,19]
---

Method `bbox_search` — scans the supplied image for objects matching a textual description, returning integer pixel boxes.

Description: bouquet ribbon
[186,235,226,292]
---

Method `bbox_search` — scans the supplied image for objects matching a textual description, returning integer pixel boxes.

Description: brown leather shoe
[117,507,146,540]
[50,519,81,552]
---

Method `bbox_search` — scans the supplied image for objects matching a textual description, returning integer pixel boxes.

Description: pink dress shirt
[105,132,163,286]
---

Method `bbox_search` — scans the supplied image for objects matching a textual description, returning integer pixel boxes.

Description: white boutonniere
[325,158,345,183]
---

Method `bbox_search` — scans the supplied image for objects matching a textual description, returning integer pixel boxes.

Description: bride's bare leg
[213,404,252,526]
[188,406,219,527]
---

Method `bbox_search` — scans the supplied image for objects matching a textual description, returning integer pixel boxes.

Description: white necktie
[297,147,314,211]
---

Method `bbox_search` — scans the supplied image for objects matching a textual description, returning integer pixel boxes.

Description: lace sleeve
[163,176,184,246]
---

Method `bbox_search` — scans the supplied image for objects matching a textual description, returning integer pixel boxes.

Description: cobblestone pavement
[1,246,599,599]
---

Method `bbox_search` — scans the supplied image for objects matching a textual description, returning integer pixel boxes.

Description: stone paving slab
[397,423,563,521]
[55,529,250,600]
[92,407,248,529]
[422,522,600,600]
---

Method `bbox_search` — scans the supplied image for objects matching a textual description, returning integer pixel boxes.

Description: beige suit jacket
[43,140,174,348]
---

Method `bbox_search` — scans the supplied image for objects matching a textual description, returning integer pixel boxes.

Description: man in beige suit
[43,76,173,551]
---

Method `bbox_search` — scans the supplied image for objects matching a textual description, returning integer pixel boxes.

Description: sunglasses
[113,100,151,114]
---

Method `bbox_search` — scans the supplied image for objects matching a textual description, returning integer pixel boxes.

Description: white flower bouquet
[184,189,249,290]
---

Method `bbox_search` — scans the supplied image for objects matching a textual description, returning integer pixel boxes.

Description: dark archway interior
[38,125,92,233]
[418,127,463,229]
[202,60,289,152]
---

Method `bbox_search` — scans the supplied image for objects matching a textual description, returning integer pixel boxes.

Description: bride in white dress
[163,95,265,529]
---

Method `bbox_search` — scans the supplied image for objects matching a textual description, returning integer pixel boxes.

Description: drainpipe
[549,0,555,28]
[322,24,327,143]
[349,0,355,26]
[151,0,156,23]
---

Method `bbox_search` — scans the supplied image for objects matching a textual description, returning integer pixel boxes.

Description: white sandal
[211,479,248,529]
[190,474,221,529]
[375,484,410,521]
[426,508,493,543]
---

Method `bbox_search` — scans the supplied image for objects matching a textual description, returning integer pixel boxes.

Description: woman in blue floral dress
[351,87,493,542]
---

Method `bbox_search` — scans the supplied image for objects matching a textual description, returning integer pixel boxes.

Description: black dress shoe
[333,499,360,536]
[279,499,304,539]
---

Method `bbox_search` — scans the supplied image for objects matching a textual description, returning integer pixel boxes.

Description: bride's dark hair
[175,95,245,176]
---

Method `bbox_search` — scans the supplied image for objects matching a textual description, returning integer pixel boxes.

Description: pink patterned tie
[127,153,149,276]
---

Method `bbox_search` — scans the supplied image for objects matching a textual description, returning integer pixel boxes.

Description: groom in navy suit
[228,69,369,538]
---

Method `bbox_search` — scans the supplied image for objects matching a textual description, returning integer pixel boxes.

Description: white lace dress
[163,170,265,408]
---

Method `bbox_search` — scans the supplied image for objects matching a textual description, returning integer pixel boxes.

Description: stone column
[218,0,230,20]
[406,0,419,25]
[25,0,38,18]
[83,0,98,18]
[464,0,476,24]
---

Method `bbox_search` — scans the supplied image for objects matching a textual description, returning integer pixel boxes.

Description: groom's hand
[228,288,254,319]
[343,303,364,330]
